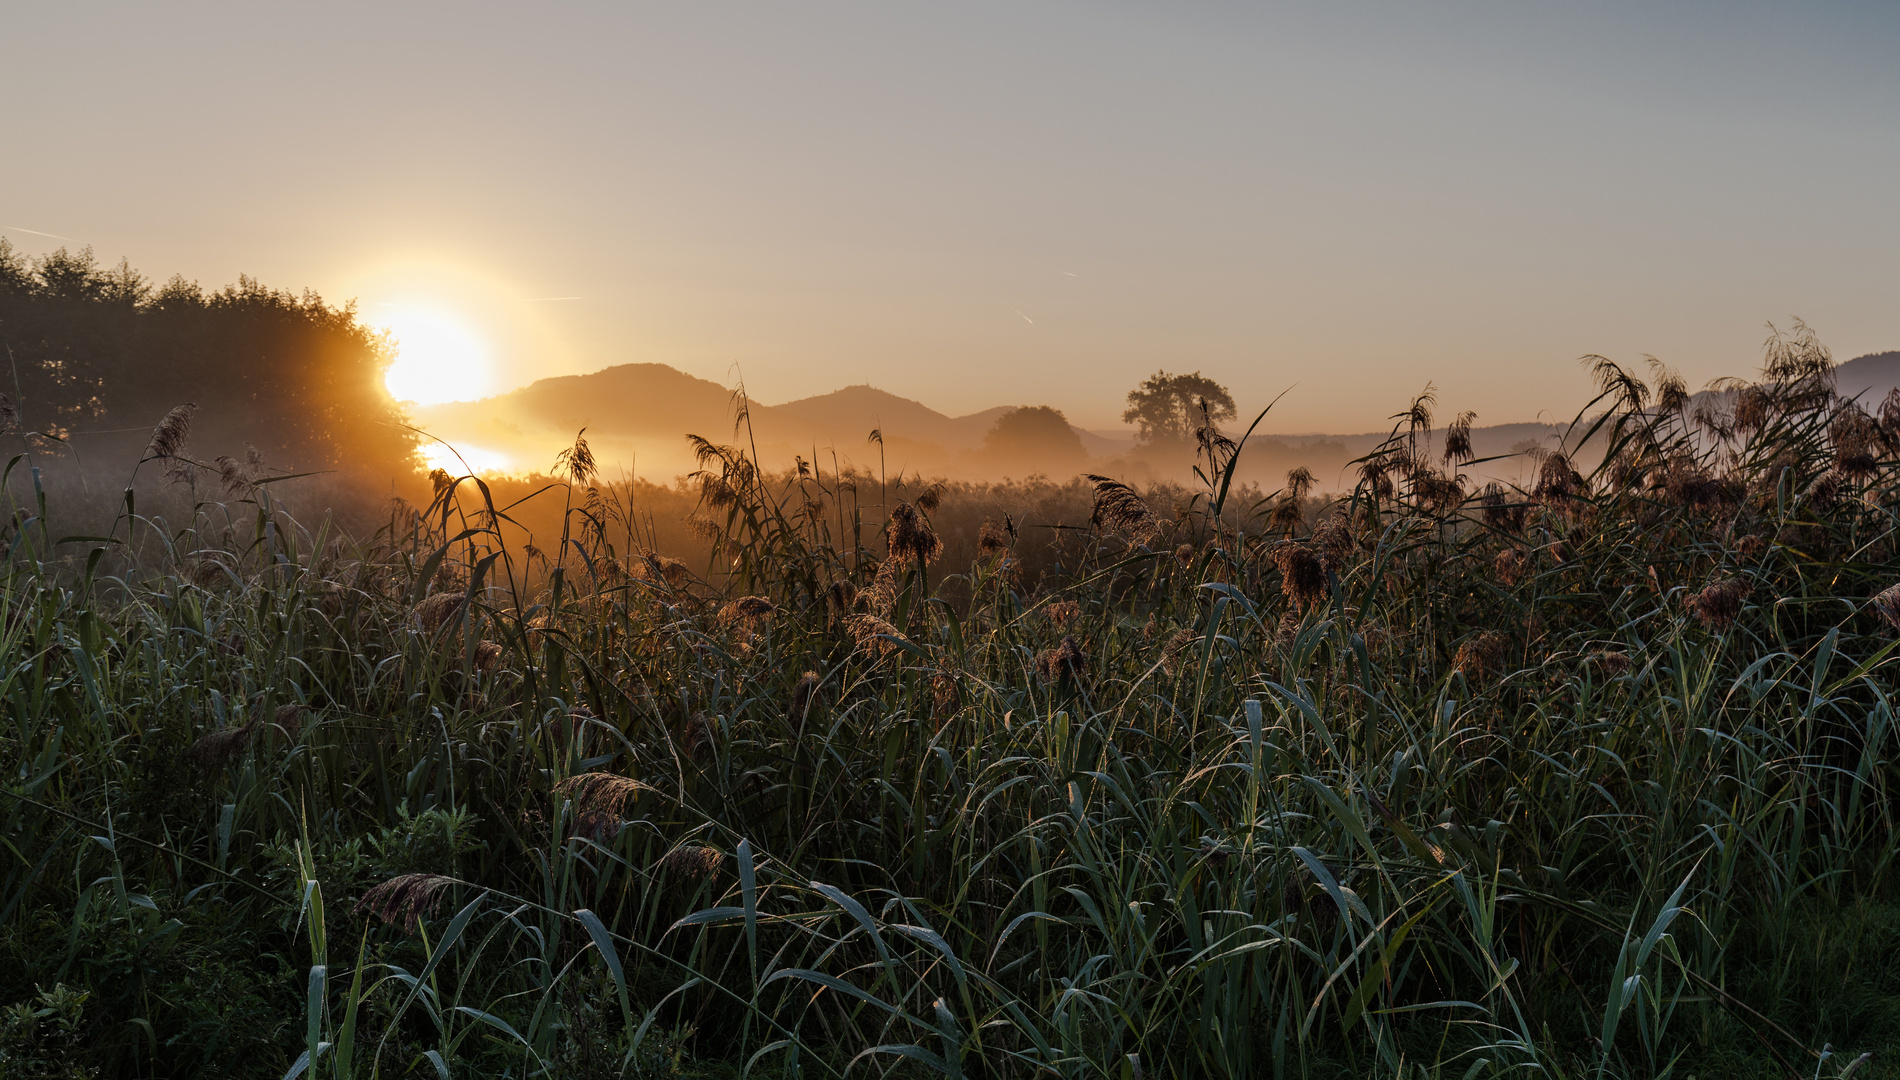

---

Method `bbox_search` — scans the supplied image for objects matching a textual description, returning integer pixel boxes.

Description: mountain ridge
[413,351,1900,482]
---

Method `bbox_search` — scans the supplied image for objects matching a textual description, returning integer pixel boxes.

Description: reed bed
[3,328,1900,1077]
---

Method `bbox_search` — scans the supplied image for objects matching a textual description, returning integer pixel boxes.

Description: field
[4,336,1900,1078]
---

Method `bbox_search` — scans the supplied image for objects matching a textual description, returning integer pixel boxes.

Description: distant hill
[413,351,1899,484]
[1837,351,1900,405]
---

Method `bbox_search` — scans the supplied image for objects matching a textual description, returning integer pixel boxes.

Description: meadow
[3,327,1900,1078]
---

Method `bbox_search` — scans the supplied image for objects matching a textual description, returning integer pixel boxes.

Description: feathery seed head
[355,873,454,934]
[659,844,726,880]
[1452,631,1509,680]
[1035,635,1087,681]
[1086,474,1161,544]
[1443,411,1476,466]
[1271,543,1327,611]
[144,403,196,460]
[886,501,942,565]
[1686,577,1751,631]
[1872,584,1900,631]
[1044,600,1081,628]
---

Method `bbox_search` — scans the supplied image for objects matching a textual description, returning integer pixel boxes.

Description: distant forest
[0,240,413,475]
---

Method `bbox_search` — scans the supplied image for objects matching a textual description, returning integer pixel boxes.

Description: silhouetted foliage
[981,404,1086,473]
[1122,368,1236,448]
[0,240,412,474]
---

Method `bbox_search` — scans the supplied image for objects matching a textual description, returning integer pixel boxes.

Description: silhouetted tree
[0,240,413,475]
[1122,370,1235,448]
[982,405,1087,473]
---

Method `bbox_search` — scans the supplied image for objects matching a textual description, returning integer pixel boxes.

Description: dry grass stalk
[184,723,257,771]
[931,668,960,717]
[844,614,906,657]
[1161,628,1201,676]
[1044,600,1081,629]
[143,403,196,460]
[718,595,777,629]
[355,873,454,934]
[790,670,821,729]
[1494,548,1528,586]
[415,592,467,633]
[554,772,647,819]
[1686,577,1751,631]
[555,428,598,487]
[658,844,725,880]
[1452,631,1509,680]
[977,518,1009,558]
[1533,451,1582,506]
[1035,635,1087,681]
[1286,466,1316,499]
[1086,475,1161,545]
[1442,411,1475,466]
[887,502,942,566]
[1478,482,1526,532]
[1590,649,1632,676]
[1271,544,1327,611]
[1872,584,1900,631]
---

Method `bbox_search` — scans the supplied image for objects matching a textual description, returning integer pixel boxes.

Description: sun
[379,307,496,405]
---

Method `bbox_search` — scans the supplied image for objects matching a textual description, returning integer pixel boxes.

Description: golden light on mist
[419,440,512,475]
[379,306,495,404]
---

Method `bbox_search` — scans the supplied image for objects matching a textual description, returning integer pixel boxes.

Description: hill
[413,351,1900,485]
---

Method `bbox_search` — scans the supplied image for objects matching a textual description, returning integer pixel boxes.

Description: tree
[1122,370,1236,447]
[983,405,1087,472]
[0,243,413,475]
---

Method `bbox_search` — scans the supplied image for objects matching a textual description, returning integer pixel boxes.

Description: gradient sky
[4,1,1896,432]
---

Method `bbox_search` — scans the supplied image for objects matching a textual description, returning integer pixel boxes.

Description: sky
[3,0,1896,433]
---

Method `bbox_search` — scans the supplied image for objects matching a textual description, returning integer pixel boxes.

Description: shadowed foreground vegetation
[5,326,1900,1078]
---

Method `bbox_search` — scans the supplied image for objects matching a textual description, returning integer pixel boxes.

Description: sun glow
[419,440,512,475]
[379,307,496,405]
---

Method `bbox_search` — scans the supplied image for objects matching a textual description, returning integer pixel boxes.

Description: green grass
[3,338,1900,1077]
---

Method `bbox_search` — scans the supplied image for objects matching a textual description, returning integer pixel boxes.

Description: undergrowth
[2,324,1899,1078]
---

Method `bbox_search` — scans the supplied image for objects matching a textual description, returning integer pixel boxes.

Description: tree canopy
[1121,369,1236,447]
[982,405,1087,472]
[0,241,413,476]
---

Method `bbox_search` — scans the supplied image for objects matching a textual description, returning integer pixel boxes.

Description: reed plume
[790,670,820,729]
[1872,584,1900,631]
[1271,544,1327,611]
[355,873,454,934]
[978,518,1008,558]
[1686,577,1750,631]
[1035,635,1087,681]
[658,844,725,880]
[1044,600,1081,628]
[1452,630,1508,680]
[844,613,906,657]
[143,403,196,460]
[415,592,467,633]
[554,772,647,818]
[1442,411,1475,466]
[555,428,598,487]
[1086,474,1160,544]
[886,501,942,565]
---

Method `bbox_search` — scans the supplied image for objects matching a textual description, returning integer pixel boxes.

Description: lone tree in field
[982,405,1087,473]
[1122,370,1236,449]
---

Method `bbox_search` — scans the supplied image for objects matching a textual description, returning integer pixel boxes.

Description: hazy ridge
[414,350,1900,485]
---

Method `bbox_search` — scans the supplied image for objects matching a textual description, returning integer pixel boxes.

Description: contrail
[1013,307,1035,324]
[4,224,86,243]
[1060,271,1078,277]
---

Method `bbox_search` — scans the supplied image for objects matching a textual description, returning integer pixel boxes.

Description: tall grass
[4,326,1900,1077]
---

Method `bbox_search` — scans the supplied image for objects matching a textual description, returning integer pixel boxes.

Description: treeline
[0,241,413,476]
